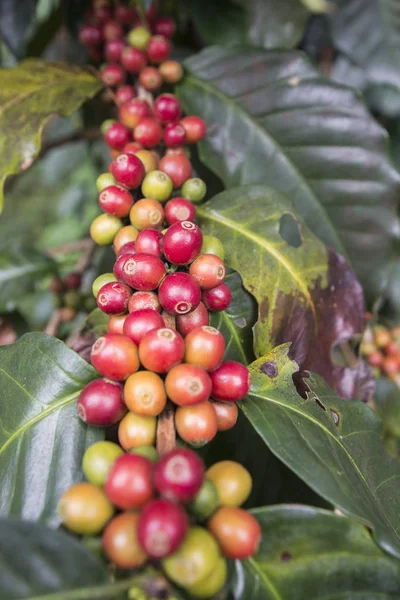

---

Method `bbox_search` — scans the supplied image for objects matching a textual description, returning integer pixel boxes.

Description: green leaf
[198,185,370,400]
[177,46,400,306]
[243,344,400,558]
[0,333,102,524]
[331,0,400,118]
[0,59,102,211]
[233,504,400,599]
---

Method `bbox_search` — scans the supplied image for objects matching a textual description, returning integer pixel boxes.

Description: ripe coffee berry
[154,448,204,502]
[176,302,209,337]
[115,3,136,24]
[77,378,126,427]
[119,98,151,129]
[121,253,166,290]
[134,117,162,147]
[115,85,136,105]
[113,252,133,282]
[101,64,125,87]
[99,185,133,217]
[181,177,207,204]
[129,290,161,312]
[180,116,207,144]
[139,66,163,91]
[79,24,102,47]
[146,35,170,63]
[97,281,131,314]
[175,400,218,447]
[104,39,125,63]
[121,46,147,72]
[139,328,185,373]
[105,454,154,510]
[189,254,225,289]
[130,198,164,229]
[82,441,123,487]
[138,499,188,558]
[113,225,139,253]
[154,94,182,124]
[91,334,139,380]
[165,363,212,406]
[212,401,239,431]
[90,213,122,245]
[117,241,137,256]
[208,507,261,560]
[103,20,124,41]
[58,483,114,536]
[207,461,252,507]
[202,282,232,311]
[163,123,186,147]
[124,371,166,416]
[165,197,196,225]
[108,313,128,334]
[111,153,145,188]
[142,170,173,202]
[153,16,176,38]
[184,325,225,371]
[123,141,143,154]
[158,273,201,316]
[159,60,183,84]
[135,229,163,256]
[211,361,251,402]
[118,412,156,450]
[159,154,193,188]
[163,221,203,265]
[103,512,147,569]
[94,6,112,23]
[123,308,164,345]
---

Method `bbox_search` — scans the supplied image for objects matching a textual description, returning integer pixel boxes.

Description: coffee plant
[1,0,400,598]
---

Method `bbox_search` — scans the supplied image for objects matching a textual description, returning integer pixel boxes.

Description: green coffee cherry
[96,172,116,192]
[127,26,151,50]
[82,441,124,486]
[201,235,225,261]
[181,178,207,204]
[100,119,116,135]
[142,170,173,203]
[189,479,220,520]
[129,445,159,462]
[187,556,227,598]
[90,214,123,246]
[92,273,117,297]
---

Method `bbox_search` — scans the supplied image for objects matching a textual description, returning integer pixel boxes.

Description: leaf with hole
[243,344,400,558]
[0,332,102,524]
[177,46,400,306]
[233,504,400,599]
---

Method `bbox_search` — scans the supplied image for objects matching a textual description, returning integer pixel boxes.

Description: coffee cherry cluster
[59,444,261,598]
[361,324,400,380]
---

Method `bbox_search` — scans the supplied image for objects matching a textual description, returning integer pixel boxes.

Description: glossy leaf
[243,344,400,558]
[0,333,102,524]
[233,504,400,599]
[198,185,370,399]
[0,59,102,211]
[374,377,400,458]
[177,46,400,305]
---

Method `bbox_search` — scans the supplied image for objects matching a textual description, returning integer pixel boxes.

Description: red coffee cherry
[113,252,133,282]
[118,412,156,450]
[180,116,207,144]
[105,39,125,63]
[211,361,251,402]
[97,281,132,314]
[101,64,126,87]
[79,24,102,47]
[154,447,204,502]
[94,6,112,24]
[152,16,176,38]
[158,273,201,316]
[123,308,164,345]
[111,153,145,188]
[154,94,182,124]
[129,290,161,312]
[108,313,128,335]
[115,85,136,105]
[77,378,126,427]
[165,363,212,406]
[165,197,196,226]
[91,334,139,380]
[146,35,170,63]
[212,401,239,431]
[99,185,133,217]
[139,66,163,91]
[115,3,137,24]
[208,507,261,560]
[175,400,218,447]
[103,20,124,41]
[103,512,148,569]
[163,123,186,147]
[165,146,188,157]
[138,499,188,558]
[130,198,164,230]
[135,229,163,256]
[117,241,137,256]
[121,253,166,290]
[202,283,232,312]
[124,371,166,416]
[64,272,81,289]
[121,46,147,72]
[134,117,162,148]
[189,254,226,289]
[119,98,151,129]
[159,154,192,188]
[139,328,185,373]
[163,221,203,265]
[176,302,209,337]
[184,325,225,371]
[105,454,154,510]
[123,141,143,154]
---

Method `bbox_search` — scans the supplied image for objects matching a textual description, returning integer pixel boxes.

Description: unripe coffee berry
[92,273,117,297]
[111,153,145,188]
[135,149,158,174]
[212,401,238,431]
[165,363,212,406]
[184,325,225,371]
[82,441,124,486]
[96,172,116,192]
[211,361,251,402]
[175,400,218,447]
[181,177,207,204]
[189,254,225,289]
[105,454,154,510]
[207,461,252,507]
[128,26,151,50]
[163,221,203,265]
[202,282,232,311]
[90,214,122,245]
[97,281,131,314]
[119,98,151,129]
[114,225,139,253]
[139,66,163,91]
[91,334,139,380]
[58,483,114,535]
[201,235,225,261]
[108,313,128,335]
[118,412,156,450]
[142,170,173,202]
[208,506,261,560]
[158,272,201,315]
[159,154,192,188]
[99,185,133,217]
[77,378,126,427]
[165,197,196,225]
[103,512,148,569]
[139,328,185,373]
[138,499,188,558]
[130,198,164,230]
[159,60,183,84]
[154,448,204,502]
[189,479,220,520]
